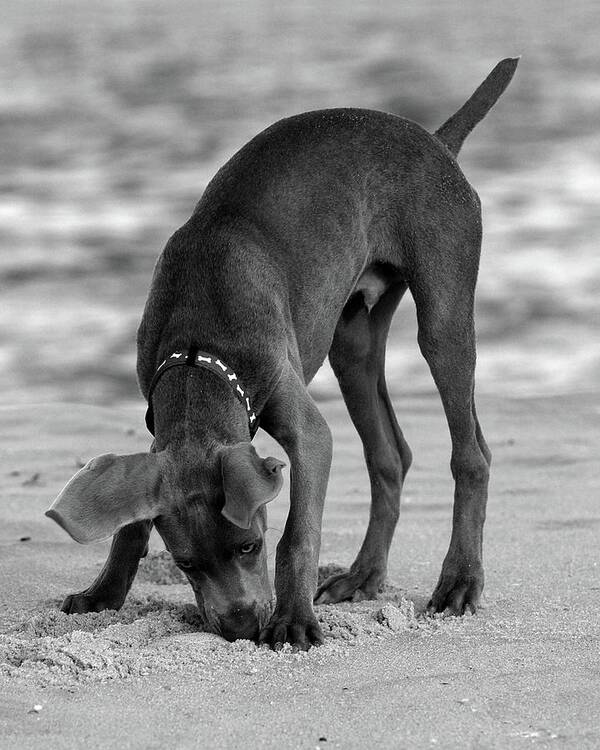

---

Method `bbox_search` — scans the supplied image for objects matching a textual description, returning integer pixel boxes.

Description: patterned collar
[145,349,258,438]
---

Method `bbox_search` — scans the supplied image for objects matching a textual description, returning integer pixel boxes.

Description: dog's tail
[434,57,520,157]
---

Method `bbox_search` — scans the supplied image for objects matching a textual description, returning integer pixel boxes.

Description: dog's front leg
[259,363,332,650]
[61,520,153,614]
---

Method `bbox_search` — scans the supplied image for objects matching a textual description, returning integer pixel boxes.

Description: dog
[46,58,519,650]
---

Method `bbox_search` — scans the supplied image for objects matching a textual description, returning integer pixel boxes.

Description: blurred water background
[1,0,599,406]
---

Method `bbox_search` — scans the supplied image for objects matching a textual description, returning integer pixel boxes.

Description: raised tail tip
[495,56,521,78]
[435,56,521,157]
[499,55,521,65]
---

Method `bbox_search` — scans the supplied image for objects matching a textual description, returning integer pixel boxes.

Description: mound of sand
[0,557,440,688]
[136,550,186,585]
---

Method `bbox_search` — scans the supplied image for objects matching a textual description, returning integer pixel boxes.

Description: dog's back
[138,109,473,389]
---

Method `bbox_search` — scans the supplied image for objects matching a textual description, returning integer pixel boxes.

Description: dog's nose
[219,605,260,642]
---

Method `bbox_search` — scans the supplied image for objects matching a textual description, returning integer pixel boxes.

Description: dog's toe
[427,567,483,616]
[61,593,97,614]
[259,609,324,650]
[60,590,124,615]
[314,567,383,605]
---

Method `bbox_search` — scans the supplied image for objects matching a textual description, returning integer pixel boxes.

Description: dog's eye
[239,542,258,555]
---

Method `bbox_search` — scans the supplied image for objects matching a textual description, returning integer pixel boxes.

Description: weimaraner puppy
[47,58,519,649]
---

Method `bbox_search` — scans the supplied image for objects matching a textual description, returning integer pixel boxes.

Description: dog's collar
[145,349,259,438]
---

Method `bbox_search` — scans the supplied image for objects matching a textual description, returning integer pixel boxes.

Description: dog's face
[46,443,285,641]
[153,499,275,640]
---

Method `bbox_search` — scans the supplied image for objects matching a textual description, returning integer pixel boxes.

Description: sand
[1,394,599,748]
[0,558,428,688]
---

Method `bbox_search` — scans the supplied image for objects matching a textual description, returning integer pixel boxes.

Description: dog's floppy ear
[220,443,285,529]
[45,452,167,544]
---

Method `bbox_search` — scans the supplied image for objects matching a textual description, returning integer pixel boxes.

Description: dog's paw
[314,566,384,605]
[427,561,484,616]
[61,590,125,615]
[259,608,324,651]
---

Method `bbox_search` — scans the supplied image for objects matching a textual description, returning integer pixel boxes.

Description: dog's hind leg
[411,234,491,615]
[61,520,152,614]
[315,281,412,604]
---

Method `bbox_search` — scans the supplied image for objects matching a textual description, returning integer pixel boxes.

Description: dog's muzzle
[202,599,275,642]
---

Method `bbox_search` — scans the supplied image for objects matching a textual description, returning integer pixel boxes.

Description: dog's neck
[151,366,251,453]
[145,348,258,438]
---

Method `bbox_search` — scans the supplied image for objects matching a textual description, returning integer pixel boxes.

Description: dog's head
[46,443,285,641]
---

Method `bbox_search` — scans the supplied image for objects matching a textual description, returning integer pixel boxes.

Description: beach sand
[1,393,599,748]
